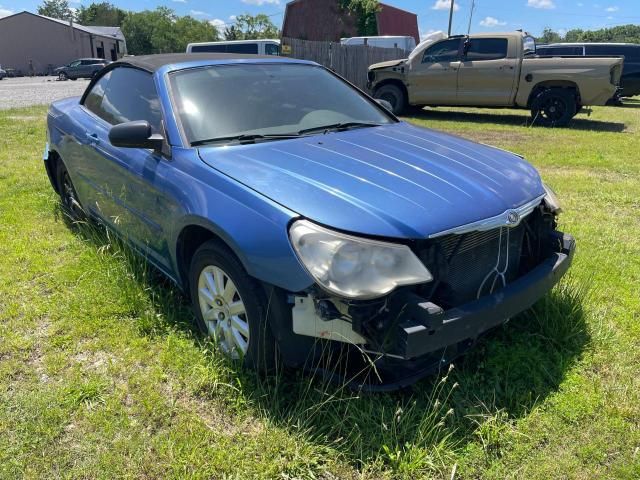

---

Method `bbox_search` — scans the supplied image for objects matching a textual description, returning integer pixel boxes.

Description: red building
[282,0,420,43]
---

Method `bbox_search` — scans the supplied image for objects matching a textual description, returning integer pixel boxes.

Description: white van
[186,39,280,56]
[340,36,416,52]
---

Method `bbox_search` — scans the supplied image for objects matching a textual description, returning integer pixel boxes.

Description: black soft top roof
[111,53,287,73]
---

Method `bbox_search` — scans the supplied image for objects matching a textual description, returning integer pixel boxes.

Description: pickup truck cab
[368,32,624,126]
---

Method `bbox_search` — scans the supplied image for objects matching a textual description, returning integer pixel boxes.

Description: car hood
[369,59,407,71]
[197,122,544,239]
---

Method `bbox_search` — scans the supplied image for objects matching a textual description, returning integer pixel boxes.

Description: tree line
[537,25,640,44]
[36,0,280,55]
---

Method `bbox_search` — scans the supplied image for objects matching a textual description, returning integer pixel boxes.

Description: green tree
[537,24,640,45]
[340,0,380,36]
[564,29,584,43]
[537,27,562,44]
[224,25,241,41]
[225,13,279,40]
[37,0,74,21]
[76,2,126,26]
[122,7,219,55]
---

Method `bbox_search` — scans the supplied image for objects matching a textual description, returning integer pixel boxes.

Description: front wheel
[531,88,577,127]
[373,84,407,115]
[58,72,68,81]
[189,241,277,370]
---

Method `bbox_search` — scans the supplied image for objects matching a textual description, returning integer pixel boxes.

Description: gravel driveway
[0,76,89,110]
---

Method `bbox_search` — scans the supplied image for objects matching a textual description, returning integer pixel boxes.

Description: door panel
[74,66,173,269]
[457,58,517,105]
[409,61,461,104]
[457,37,516,106]
[408,38,462,105]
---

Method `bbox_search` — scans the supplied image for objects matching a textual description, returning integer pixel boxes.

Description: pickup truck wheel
[374,84,407,115]
[190,241,277,370]
[531,89,576,127]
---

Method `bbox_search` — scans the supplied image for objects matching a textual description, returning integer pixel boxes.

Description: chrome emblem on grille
[506,210,520,225]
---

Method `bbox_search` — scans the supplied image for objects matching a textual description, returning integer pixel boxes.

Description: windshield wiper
[192,133,301,147]
[297,121,382,136]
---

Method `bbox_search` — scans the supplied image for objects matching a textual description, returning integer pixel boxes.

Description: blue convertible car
[44,53,575,387]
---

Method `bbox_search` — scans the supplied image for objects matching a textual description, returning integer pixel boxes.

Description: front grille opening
[415,207,555,308]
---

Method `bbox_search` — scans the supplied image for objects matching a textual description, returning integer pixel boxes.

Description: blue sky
[1,0,639,37]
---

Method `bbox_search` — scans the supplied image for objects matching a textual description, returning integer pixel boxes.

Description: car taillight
[610,66,619,85]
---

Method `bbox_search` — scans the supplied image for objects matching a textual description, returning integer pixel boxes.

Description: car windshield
[169,63,394,146]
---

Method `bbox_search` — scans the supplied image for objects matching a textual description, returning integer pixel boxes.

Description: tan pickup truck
[368,32,624,126]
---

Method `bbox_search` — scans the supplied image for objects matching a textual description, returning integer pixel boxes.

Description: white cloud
[605,6,619,11]
[229,15,237,21]
[577,2,584,5]
[209,18,226,29]
[190,9,209,17]
[479,16,506,27]
[241,0,280,5]
[172,0,187,3]
[0,6,13,17]
[420,29,437,40]
[527,0,556,8]
[432,0,459,11]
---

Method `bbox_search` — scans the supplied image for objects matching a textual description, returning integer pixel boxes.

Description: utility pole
[447,0,456,37]
[467,0,475,35]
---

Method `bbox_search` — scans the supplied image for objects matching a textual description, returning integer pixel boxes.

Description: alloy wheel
[197,265,250,358]
[540,96,567,122]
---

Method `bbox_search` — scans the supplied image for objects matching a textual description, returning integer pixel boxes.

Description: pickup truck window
[421,39,461,63]
[464,38,508,61]
[538,46,584,56]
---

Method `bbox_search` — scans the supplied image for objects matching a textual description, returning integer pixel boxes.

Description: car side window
[539,46,583,56]
[421,39,461,63]
[69,60,81,67]
[192,44,227,53]
[84,67,163,133]
[226,43,259,54]
[264,43,280,56]
[464,38,509,61]
[84,71,112,116]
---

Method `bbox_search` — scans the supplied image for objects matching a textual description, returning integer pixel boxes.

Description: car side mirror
[375,98,394,112]
[108,120,164,151]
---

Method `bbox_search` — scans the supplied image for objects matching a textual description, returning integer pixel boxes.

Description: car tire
[531,88,577,127]
[58,72,68,81]
[55,159,85,220]
[374,84,407,115]
[189,240,277,371]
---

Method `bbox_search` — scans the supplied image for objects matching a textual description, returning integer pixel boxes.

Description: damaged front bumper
[377,233,575,360]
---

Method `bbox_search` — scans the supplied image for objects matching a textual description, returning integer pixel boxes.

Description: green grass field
[0,103,639,479]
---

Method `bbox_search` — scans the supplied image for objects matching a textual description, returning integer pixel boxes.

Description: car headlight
[543,183,562,214]
[289,219,433,300]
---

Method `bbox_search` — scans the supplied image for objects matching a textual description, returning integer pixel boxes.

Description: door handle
[85,132,100,145]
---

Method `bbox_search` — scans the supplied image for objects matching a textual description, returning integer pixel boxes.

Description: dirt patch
[72,350,118,374]
[6,115,41,122]
[452,129,531,145]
